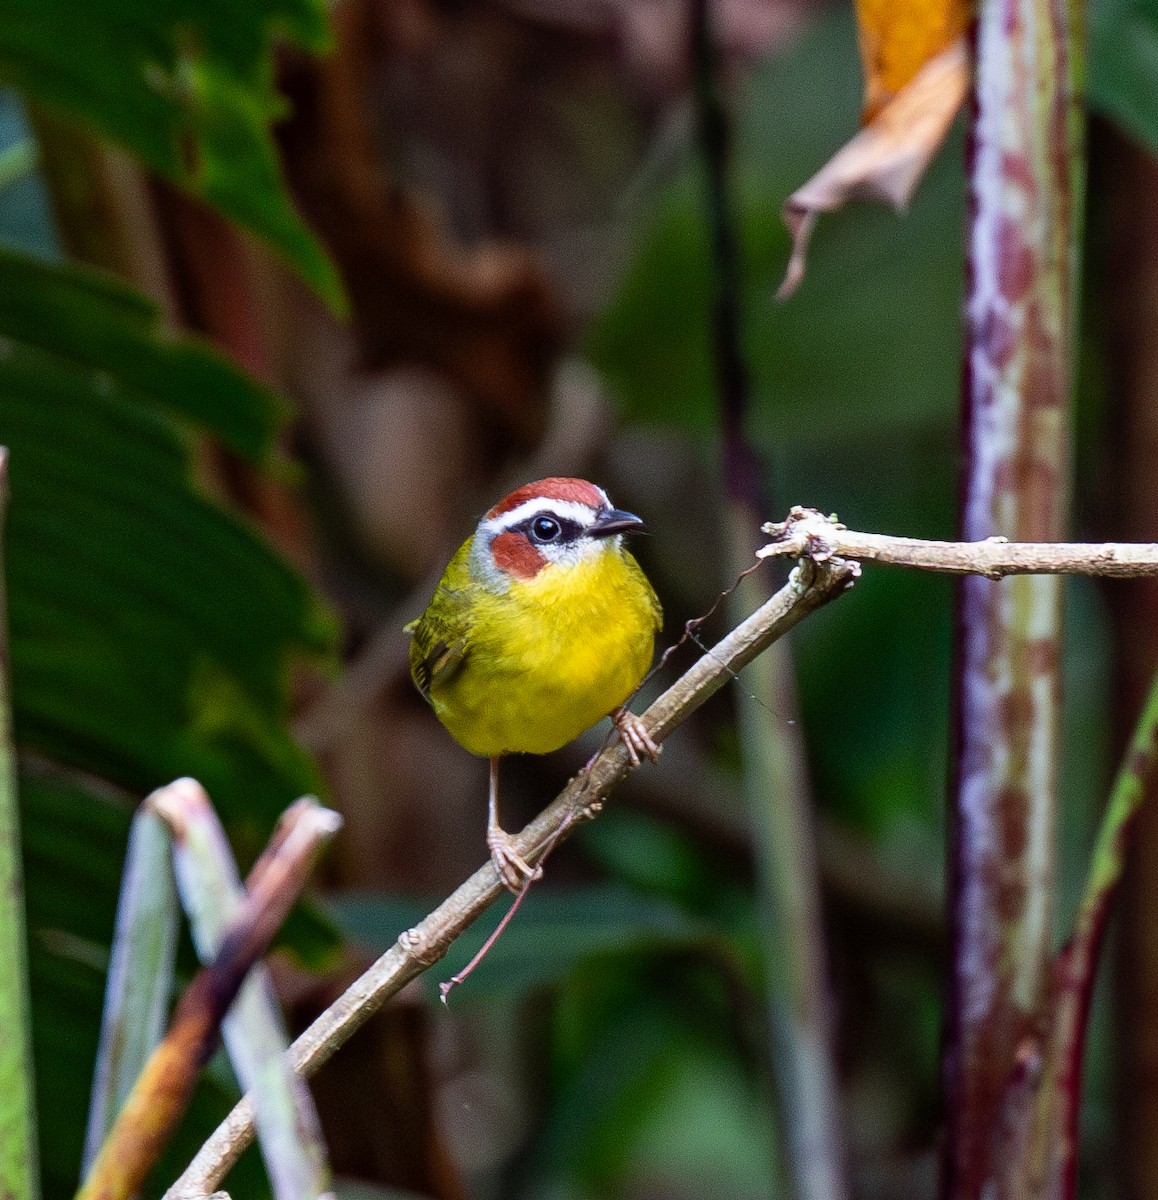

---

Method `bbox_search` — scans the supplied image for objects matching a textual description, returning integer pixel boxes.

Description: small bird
[407,477,663,891]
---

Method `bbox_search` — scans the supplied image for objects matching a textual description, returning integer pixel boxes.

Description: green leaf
[1089,0,1158,152]
[0,0,345,310]
[0,249,285,462]
[330,885,720,1005]
[0,253,335,823]
[0,242,339,1194]
[21,769,127,1200]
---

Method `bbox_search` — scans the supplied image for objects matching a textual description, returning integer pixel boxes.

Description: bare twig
[760,508,1158,578]
[163,554,859,1199]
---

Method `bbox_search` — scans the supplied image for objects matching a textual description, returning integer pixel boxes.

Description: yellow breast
[427,545,661,758]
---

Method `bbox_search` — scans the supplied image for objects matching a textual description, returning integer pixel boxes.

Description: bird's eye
[530,515,562,543]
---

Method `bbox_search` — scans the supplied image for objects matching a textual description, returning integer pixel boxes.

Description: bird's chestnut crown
[471,477,644,585]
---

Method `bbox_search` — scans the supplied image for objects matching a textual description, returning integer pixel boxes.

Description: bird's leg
[486,756,542,894]
[612,707,661,767]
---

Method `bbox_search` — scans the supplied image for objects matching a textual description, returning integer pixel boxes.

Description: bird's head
[470,477,645,589]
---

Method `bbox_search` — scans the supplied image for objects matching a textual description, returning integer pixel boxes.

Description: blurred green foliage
[332,884,729,1006]
[0,247,333,827]
[1090,0,1158,153]
[0,0,344,308]
[0,61,338,1195]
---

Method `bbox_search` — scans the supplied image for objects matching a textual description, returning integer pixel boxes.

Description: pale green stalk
[0,449,38,1200]
[83,804,178,1171]
[156,780,331,1200]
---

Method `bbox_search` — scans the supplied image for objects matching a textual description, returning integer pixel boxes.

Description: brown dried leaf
[777,36,969,299]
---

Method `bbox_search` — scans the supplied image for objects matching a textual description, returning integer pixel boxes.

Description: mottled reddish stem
[944,0,1083,1194]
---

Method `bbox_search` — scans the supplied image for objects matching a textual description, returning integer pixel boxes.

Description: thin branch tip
[760,507,1158,579]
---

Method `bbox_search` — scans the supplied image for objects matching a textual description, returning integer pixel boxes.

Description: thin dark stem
[689,11,847,1200]
[689,0,763,511]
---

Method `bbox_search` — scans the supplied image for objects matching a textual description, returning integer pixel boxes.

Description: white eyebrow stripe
[484,498,602,534]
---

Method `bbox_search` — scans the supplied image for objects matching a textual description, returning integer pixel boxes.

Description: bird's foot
[487,826,542,894]
[613,708,661,767]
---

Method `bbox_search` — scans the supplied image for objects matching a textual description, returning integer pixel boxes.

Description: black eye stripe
[518,512,584,545]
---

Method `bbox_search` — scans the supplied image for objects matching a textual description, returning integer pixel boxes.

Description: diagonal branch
[163,553,859,1199]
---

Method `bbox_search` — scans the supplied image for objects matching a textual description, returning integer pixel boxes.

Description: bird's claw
[487,827,542,894]
[613,708,661,767]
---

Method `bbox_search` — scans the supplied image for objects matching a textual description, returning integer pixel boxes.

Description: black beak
[589,508,646,538]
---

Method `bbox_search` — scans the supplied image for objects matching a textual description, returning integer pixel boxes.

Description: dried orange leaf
[778,37,970,300]
[857,0,973,120]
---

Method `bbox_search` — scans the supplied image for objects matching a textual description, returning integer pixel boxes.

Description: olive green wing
[407,619,468,703]
[405,545,475,703]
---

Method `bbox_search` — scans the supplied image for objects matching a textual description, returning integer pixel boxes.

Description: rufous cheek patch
[490,531,546,579]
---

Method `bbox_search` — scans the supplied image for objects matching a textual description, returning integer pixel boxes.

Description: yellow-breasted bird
[407,477,662,891]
